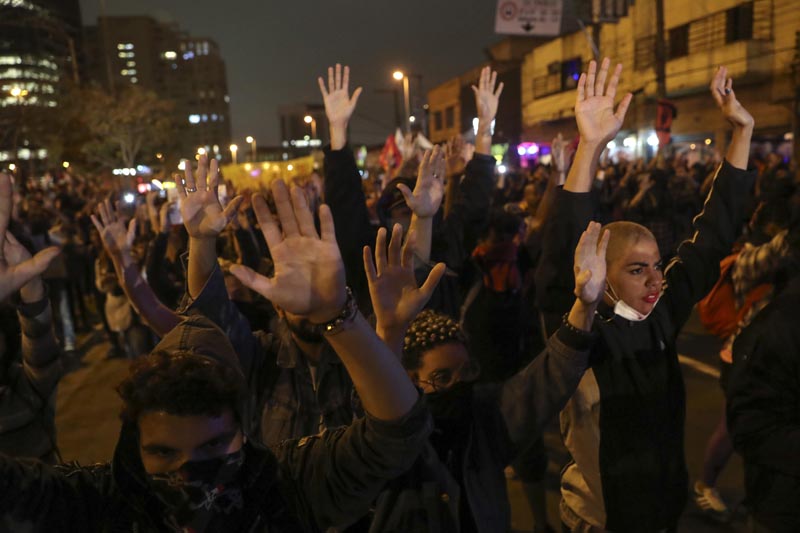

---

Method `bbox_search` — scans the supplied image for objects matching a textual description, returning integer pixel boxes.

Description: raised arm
[396,146,445,263]
[661,66,756,326]
[363,224,446,357]
[564,58,632,193]
[501,222,607,441]
[472,66,503,156]
[179,154,242,299]
[91,201,180,337]
[318,64,374,307]
[231,179,420,421]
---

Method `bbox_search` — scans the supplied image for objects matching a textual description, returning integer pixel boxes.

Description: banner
[495,0,563,36]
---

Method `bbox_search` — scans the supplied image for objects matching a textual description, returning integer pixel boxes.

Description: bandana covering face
[147,449,245,532]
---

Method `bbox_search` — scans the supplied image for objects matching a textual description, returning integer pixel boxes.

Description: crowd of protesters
[0,58,797,533]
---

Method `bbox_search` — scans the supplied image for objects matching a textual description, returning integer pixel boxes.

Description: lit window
[128,69,136,75]
[188,114,201,124]
[125,44,134,50]
[117,44,125,50]
[121,69,128,75]
[163,51,177,60]
[224,95,230,103]
[183,51,195,60]
[131,77,138,84]
[211,114,218,121]
[199,90,205,98]
[201,114,208,122]
[126,61,136,67]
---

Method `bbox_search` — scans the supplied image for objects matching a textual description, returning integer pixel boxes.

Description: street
[56,311,746,532]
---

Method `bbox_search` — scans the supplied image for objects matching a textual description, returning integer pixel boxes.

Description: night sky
[78,0,500,146]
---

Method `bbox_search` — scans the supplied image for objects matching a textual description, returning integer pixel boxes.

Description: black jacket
[535,160,754,531]
[727,274,800,532]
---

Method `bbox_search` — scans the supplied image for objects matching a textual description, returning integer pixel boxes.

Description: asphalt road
[55,311,748,532]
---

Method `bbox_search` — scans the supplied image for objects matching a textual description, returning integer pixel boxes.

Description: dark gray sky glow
[79,0,501,146]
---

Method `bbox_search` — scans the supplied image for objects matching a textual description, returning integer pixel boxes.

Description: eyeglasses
[418,359,480,392]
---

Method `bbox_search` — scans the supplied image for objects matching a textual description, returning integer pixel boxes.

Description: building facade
[0,0,83,166]
[84,16,232,161]
[521,0,798,158]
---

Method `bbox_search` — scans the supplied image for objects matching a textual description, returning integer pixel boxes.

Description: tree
[80,85,174,169]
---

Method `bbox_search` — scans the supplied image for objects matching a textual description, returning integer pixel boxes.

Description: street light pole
[304,115,317,139]
[246,136,256,162]
[229,144,238,165]
[393,70,411,133]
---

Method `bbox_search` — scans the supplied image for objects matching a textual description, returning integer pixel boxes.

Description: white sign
[495,0,563,36]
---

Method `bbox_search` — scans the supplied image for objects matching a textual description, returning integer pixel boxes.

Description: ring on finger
[724,88,731,95]
[185,186,197,193]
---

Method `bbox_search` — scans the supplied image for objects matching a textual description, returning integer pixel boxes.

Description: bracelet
[318,287,359,336]
[561,312,595,338]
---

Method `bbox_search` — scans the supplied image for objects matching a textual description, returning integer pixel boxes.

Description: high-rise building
[0,0,82,165]
[84,16,232,161]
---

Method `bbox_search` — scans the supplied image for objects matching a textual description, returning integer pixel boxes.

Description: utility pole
[792,31,800,170]
[654,0,667,99]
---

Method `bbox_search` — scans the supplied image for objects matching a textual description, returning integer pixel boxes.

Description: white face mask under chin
[605,282,659,322]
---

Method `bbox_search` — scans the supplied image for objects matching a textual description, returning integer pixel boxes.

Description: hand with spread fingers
[574,58,633,146]
[396,146,446,219]
[709,66,754,130]
[230,179,346,323]
[573,221,610,306]
[363,224,446,336]
[179,154,242,239]
[0,172,60,302]
[318,64,363,151]
[90,199,137,267]
[472,66,504,154]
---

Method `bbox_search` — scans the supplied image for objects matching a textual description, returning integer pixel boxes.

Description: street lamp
[9,87,29,99]
[197,147,207,156]
[62,161,70,169]
[229,144,238,164]
[393,70,411,133]
[245,135,256,162]
[303,115,317,139]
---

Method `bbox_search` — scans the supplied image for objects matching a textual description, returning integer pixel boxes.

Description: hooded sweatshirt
[0,315,432,531]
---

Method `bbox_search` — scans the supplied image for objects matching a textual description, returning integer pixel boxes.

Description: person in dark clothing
[360,218,607,532]
[726,225,800,532]
[0,174,433,532]
[535,62,756,532]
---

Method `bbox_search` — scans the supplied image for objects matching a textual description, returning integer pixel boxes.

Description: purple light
[572,73,579,81]
[526,144,539,155]
[517,146,527,156]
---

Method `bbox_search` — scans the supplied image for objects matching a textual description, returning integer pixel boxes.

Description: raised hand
[0,173,59,302]
[445,135,467,177]
[318,64,363,150]
[396,146,446,218]
[363,224,446,334]
[710,66,754,130]
[230,179,346,323]
[574,58,633,146]
[573,221,610,306]
[91,200,137,264]
[158,201,173,234]
[472,66,504,124]
[179,154,242,239]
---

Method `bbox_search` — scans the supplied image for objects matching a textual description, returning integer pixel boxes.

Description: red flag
[656,99,677,146]
[379,134,402,173]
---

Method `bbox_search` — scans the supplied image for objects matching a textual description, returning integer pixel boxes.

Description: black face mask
[426,381,473,424]
[147,449,245,532]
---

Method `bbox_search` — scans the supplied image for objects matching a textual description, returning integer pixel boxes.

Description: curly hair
[402,310,467,371]
[117,350,246,424]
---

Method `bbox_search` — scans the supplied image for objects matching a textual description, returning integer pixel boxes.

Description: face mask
[426,381,473,423]
[605,281,660,322]
[147,449,245,531]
